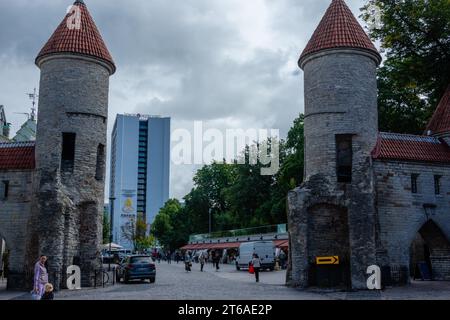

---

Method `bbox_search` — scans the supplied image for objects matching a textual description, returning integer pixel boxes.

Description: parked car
[236,241,275,271]
[116,255,156,283]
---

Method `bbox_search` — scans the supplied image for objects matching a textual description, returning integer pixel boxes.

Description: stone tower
[287,0,382,290]
[28,0,115,289]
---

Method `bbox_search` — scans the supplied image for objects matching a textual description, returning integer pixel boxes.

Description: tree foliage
[121,214,155,252]
[361,0,450,134]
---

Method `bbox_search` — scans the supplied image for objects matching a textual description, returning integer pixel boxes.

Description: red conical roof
[299,0,381,67]
[36,0,115,74]
[426,85,450,136]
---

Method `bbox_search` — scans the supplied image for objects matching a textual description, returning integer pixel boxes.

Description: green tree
[224,144,275,228]
[361,0,450,134]
[278,114,304,191]
[121,214,151,252]
[185,162,237,232]
[151,199,187,250]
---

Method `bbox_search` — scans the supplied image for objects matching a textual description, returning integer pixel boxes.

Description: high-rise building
[110,114,170,249]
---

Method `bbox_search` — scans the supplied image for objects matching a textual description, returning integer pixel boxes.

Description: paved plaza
[1,262,450,300]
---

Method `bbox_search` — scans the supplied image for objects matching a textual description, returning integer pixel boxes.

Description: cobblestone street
[2,262,450,300]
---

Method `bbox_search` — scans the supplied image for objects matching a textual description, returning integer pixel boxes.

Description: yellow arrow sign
[316,256,339,265]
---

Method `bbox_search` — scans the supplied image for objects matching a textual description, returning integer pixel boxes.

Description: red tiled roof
[372,132,450,163]
[426,85,450,136]
[299,0,381,67]
[0,142,36,170]
[36,0,115,74]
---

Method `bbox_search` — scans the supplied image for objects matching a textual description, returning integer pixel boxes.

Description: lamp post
[109,196,116,271]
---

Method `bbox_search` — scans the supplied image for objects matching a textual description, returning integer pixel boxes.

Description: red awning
[181,242,241,251]
[274,239,289,248]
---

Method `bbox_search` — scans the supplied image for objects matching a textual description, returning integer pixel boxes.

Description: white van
[236,241,275,271]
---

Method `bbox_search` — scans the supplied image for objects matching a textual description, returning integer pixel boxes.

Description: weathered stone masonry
[287,0,450,290]
[0,0,116,290]
[0,169,35,289]
[374,160,450,282]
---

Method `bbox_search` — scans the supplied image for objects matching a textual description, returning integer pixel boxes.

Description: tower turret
[299,0,381,184]
[30,0,115,289]
[287,0,382,290]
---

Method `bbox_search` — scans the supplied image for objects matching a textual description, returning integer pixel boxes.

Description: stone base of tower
[286,174,378,290]
[24,181,104,291]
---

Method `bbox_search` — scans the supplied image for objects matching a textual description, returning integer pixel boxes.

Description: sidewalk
[0,280,29,300]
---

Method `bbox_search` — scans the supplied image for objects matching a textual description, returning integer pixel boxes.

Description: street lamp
[109,196,116,271]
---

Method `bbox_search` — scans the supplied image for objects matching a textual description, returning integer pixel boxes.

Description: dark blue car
[116,255,156,283]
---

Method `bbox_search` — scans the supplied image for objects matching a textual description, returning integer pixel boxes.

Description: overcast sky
[0,0,371,201]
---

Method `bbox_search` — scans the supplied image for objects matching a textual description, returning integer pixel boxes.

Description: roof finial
[26,88,38,121]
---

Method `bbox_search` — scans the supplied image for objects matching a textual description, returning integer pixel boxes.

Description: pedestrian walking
[279,250,287,270]
[167,251,172,264]
[199,253,205,272]
[175,252,180,264]
[33,255,48,299]
[184,252,192,272]
[40,283,54,300]
[251,253,261,282]
[213,251,220,271]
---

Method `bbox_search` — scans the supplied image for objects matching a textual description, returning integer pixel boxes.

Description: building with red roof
[0,0,115,290]
[288,0,450,290]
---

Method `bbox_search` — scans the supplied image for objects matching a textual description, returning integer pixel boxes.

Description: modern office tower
[110,114,170,249]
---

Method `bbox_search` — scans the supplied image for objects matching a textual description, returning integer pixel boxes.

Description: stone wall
[287,49,379,290]
[374,160,450,283]
[27,55,110,290]
[302,49,379,182]
[0,169,35,289]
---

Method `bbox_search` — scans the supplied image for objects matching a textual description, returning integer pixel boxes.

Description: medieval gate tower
[27,0,115,289]
[288,0,382,289]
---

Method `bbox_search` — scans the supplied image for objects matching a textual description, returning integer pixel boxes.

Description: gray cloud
[0,0,371,200]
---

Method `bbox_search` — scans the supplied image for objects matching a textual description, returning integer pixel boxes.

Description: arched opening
[307,204,351,288]
[410,220,450,281]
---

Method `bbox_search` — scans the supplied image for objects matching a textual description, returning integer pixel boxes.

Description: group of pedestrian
[32,255,54,300]
[181,250,261,283]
